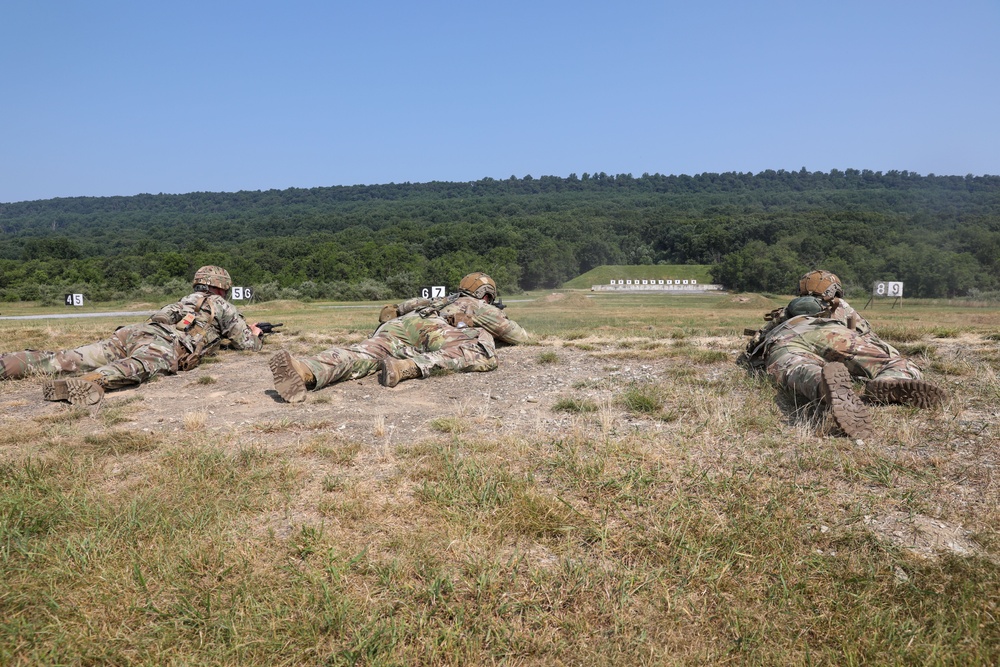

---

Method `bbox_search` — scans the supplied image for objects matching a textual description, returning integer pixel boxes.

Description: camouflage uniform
[299,294,530,390]
[0,292,261,388]
[745,314,921,402]
[754,296,873,339]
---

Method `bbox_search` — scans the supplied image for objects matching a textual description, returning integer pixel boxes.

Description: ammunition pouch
[448,312,474,328]
[379,304,399,323]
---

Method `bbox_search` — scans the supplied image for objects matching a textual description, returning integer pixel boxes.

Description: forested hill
[2,169,1000,303]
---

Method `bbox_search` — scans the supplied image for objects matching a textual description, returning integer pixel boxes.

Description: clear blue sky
[2,1,998,203]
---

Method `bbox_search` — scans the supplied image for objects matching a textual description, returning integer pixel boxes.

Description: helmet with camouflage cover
[785,296,825,317]
[458,272,497,302]
[798,270,843,300]
[193,265,232,291]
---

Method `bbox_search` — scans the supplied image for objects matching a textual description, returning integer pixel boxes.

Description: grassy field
[1,292,998,665]
[560,265,713,289]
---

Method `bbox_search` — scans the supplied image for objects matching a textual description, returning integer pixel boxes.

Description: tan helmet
[193,265,232,291]
[458,272,497,301]
[798,270,843,300]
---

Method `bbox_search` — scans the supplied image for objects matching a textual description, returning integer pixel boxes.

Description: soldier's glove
[379,304,399,323]
[448,312,474,328]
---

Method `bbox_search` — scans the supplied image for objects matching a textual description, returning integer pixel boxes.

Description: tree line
[2,169,999,303]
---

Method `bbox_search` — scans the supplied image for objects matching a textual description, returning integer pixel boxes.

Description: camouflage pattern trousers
[302,313,497,390]
[0,323,180,389]
[766,325,921,402]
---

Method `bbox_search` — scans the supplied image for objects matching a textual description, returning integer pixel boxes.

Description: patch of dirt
[1,336,994,561]
[862,512,983,559]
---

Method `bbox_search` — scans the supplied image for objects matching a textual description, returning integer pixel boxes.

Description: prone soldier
[269,272,531,402]
[0,266,269,406]
[740,271,947,439]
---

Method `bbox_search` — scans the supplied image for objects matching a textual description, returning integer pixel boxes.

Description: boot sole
[270,351,307,403]
[42,380,70,401]
[822,363,873,440]
[865,379,947,408]
[378,360,399,387]
[65,379,104,406]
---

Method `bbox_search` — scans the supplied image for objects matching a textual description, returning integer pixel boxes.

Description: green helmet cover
[785,296,825,317]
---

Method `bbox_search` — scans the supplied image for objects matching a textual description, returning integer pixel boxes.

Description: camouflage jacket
[741,298,879,369]
[395,294,531,345]
[149,292,262,356]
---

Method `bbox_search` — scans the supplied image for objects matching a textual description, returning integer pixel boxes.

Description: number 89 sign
[872,281,903,298]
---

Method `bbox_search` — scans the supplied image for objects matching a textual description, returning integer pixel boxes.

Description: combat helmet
[458,272,497,302]
[193,265,232,291]
[785,296,825,317]
[798,270,843,300]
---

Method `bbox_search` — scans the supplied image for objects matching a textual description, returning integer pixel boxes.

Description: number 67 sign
[872,281,903,298]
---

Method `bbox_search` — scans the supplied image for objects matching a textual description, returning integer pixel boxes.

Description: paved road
[0,299,548,321]
[0,311,157,321]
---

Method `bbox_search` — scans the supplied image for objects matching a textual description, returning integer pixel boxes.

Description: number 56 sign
[872,281,903,298]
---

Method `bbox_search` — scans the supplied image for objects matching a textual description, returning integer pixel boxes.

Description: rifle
[257,322,284,335]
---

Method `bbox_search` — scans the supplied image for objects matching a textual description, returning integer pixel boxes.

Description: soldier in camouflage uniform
[269,272,530,403]
[740,271,947,439]
[0,266,264,406]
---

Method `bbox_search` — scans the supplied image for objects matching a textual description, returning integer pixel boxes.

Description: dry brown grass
[0,294,998,665]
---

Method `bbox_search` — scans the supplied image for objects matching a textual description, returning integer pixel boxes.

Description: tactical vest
[150,293,219,370]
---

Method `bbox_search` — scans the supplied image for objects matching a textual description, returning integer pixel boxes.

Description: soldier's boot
[269,351,314,403]
[820,362,873,440]
[379,358,421,388]
[43,372,106,406]
[864,378,948,409]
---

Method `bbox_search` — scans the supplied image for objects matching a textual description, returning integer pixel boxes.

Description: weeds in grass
[553,397,599,413]
[373,413,387,437]
[619,383,665,414]
[932,327,961,338]
[99,395,143,426]
[321,473,353,492]
[196,375,216,385]
[82,430,160,455]
[33,408,89,424]
[537,350,559,364]
[897,342,937,357]
[430,417,467,434]
[876,324,927,343]
[304,436,361,465]
[930,359,972,376]
[183,411,208,431]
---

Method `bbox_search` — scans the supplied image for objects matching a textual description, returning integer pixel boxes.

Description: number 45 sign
[873,281,904,298]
